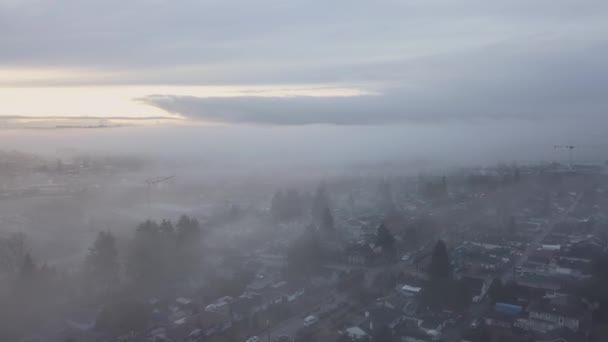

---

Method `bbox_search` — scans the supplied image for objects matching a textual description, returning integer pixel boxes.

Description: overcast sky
[1,0,607,125]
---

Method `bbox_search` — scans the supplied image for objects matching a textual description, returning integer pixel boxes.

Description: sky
[1,0,607,164]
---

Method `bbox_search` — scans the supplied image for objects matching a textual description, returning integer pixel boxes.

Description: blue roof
[494,302,523,316]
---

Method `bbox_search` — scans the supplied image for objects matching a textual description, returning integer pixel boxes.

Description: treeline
[84,215,203,296]
[0,215,203,340]
[126,215,203,293]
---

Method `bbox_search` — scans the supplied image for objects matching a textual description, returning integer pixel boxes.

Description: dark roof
[485,310,517,323]
[529,299,586,319]
[535,326,587,342]
[370,306,403,324]
[517,274,562,291]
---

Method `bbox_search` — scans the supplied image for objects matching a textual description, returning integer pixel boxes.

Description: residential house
[515,298,588,334]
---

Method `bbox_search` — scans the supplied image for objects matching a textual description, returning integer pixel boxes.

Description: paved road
[261,292,349,342]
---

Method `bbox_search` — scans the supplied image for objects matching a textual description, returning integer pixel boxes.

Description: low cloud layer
[140,38,608,125]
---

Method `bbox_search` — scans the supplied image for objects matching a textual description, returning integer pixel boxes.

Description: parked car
[304,315,319,327]
[188,329,203,341]
[246,336,260,342]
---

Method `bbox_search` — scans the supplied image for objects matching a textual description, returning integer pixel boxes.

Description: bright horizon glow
[0,69,373,118]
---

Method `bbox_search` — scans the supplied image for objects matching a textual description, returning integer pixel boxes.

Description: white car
[401,254,410,261]
[188,329,203,341]
[246,336,260,342]
[304,315,319,327]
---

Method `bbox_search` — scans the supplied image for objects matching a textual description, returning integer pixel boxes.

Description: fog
[2,102,608,342]
[1,120,606,165]
[3,0,608,341]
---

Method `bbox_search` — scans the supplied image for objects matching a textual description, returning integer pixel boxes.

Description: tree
[321,206,334,232]
[271,190,285,221]
[587,254,608,322]
[428,240,451,280]
[159,219,174,236]
[19,253,36,280]
[378,181,396,214]
[514,167,521,182]
[376,224,396,260]
[506,216,517,235]
[487,277,504,302]
[312,184,330,224]
[0,232,29,275]
[175,215,202,279]
[176,214,201,247]
[286,230,325,279]
[15,253,40,303]
[126,220,171,290]
[84,231,119,294]
[376,224,394,248]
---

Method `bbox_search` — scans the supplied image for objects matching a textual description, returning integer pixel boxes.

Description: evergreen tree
[271,190,285,221]
[0,232,29,274]
[285,188,304,219]
[126,220,169,289]
[376,224,395,248]
[176,215,201,246]
[16,253,38,297]
[428,240,451,280]
[160,219,174,235]
[321,206,334,231]
[286,229,325,279]
[506,216,517,235]
[312,184,330,223]
[19,253,36,280]
[378,181,396,213]
[376,223,396,259]
[84,231,119,294]
[487,277,504,302]
[175,215,202,279]
[514,167,521,182]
